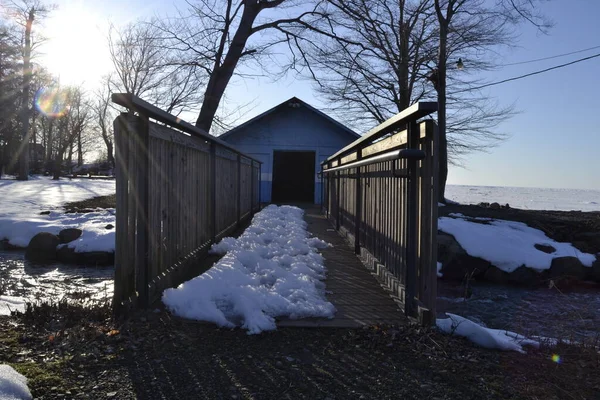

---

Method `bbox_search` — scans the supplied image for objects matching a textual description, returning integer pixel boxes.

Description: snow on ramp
[162,205,336,334]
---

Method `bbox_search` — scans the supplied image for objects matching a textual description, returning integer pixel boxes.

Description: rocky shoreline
[438,203,600,288]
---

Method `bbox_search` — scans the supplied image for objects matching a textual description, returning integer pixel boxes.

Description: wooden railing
[321,102,438,325]
[112,94,261,311]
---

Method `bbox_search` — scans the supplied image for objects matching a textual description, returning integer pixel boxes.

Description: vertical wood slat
[322,116,438,325]
[113,110,261,312]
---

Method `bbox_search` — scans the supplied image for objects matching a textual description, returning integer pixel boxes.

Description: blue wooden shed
[220,97,359,204]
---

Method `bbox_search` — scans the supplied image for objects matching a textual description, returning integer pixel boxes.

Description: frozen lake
[446,185,600,212]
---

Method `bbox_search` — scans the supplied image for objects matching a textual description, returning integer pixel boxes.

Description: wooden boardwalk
[279,207,406,328]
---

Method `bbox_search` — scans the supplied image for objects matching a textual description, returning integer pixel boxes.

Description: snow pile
[0,296,26,316]
[0,365,32,400]
[0,177,115,252]
[437,314,540,353]
[163,205,335,334]
[438,215,596,273]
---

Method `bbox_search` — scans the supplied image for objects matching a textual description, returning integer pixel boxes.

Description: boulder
[483,265,509,284]
[105,224,114,230]
[550,256,586,280]
[534,243,556,254]
[56,245,79,264]
[438,232,466,264]
[490,202,500,209]
[508,265,544,286]
[437,232,490,280]
[58,228,82,244]
[39,211,51,215]
[79,251,114,266]
[25,232,60,262]
[591,257,600,282]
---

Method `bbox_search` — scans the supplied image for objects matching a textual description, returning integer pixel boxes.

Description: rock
[1,239,21,250]
[79,251,114,266]
[483,265,509,284]
[478,202,489,208]
[489,202,500,209]
[437,232,466,264]
[25,232,60,262]
[58,228,82,244]
[105,224,114,230]
[550,256,586,280]
[56,246,79,263]
[509,265,543,286]
[505,203,510,209]
[437,232,490,280]
[591,257,600,282]
[39,211,51,215]
[534,243,556,254]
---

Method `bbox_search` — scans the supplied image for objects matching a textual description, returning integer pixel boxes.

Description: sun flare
[40,3,112,89]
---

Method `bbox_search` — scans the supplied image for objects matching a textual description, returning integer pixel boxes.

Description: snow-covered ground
[439,213,596,273]
[0,364,32,400]
[0,177,115,251]
[163,205,335,334]
[446,185,600,212]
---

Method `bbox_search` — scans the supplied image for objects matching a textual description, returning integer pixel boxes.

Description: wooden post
[336,167,341,230]
[405,121,419,318]
[129,114,150,308]
[354,150,362,254]
[210,143,217,242]
[250,160,255,215]
[113,114,130,312]
[236,154,241,227]
[258,163,262,211]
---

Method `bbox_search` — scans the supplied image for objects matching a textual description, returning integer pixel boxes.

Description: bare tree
[432,0,552,202]
[92,76,115,167]
[108,22,204,116]
[2,0,53,180]
[148,0,341,133]
[296,0,435,131]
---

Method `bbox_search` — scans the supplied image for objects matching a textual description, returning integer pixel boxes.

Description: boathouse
[220,97,359,204]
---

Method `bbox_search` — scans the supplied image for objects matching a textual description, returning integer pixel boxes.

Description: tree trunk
[195,5,259,133]
[67,142,73,174]
[53,152,62,180]
[17,9,35,181]
[77,130,83,166]
[106,140,114,168]
[436,6,449,204]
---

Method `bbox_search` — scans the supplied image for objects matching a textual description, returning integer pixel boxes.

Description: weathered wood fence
[111,94,261,310]
[321,102,439,324]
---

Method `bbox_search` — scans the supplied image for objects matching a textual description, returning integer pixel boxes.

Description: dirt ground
[1,304,599,400]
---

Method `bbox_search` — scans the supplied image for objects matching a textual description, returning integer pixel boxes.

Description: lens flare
[34,87,69,117]
[551,354,561,363]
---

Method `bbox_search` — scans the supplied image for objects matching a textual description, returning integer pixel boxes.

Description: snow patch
[0,177,115,252]
[0,296,26,316]
[436,313,540,353]
[162,205,335,334]
[438,215,596,272]
[0,364,32,400]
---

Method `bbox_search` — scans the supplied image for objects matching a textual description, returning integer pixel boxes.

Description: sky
[36,0,600,190]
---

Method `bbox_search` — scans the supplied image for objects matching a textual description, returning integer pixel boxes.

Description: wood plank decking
[278,207,406,328]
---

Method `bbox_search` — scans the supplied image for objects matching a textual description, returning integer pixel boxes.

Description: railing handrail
[112,93,262,165]
[323,101,437,164]
[322,149,425,173]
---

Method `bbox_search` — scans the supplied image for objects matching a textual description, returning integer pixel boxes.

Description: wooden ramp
[278,207,406,328]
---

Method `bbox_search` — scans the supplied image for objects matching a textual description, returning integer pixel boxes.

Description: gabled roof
[219,96,360,140]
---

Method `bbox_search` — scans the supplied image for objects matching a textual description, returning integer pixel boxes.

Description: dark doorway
[272,151,315,203]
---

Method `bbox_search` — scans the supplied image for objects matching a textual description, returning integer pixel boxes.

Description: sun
[40,2,112,89]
